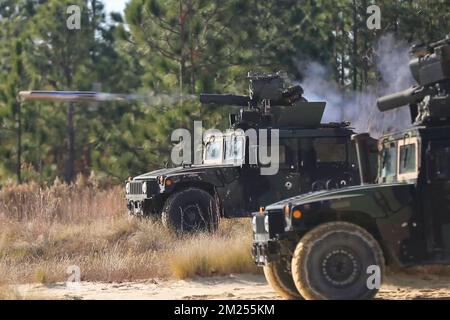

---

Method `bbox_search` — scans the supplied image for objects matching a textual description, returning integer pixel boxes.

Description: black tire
[263,261,303,300]
[291,222,385,300]
[161,188,219,233]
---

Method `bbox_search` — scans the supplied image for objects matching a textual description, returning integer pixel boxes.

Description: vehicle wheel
[263,261,303,300]
[161,188,219,233]
[291,222,384,300]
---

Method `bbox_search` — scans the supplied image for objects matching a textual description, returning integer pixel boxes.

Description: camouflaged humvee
[252,36,450,300]
[125,72,371,232]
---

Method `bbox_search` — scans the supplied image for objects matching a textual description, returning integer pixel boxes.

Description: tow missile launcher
[200,71,326,129]
[377,35,450,124]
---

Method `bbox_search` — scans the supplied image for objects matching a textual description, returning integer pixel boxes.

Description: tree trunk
[360,0,368,89]
[179,0,185,106]
[16,100,21,184]
[65,102,76,182]
[352,0,358,91]
[339,11,345,86]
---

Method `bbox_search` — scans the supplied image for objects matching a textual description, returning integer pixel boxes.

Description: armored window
[429,143,450,181]
[380,143,397,178]
[204,136,223,164]
[434,147,450,180]
[276,139,297,169]
[399,144,416,174]
[278,145,286,164]
[224,135,245,164]
[313,138,347,163]
[397,138,419,180]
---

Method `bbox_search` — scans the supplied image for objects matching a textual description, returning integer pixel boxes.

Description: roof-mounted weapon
[377,35,450,125]
[200,71,327,129]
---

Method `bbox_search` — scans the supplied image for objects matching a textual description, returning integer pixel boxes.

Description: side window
[429,143,450,181]
[313,138,347,163]
[434,147,450,180]
[380,143,397,178]
[277,139,297,169]
[278,145,286,164]
[397,138,418,180]
[399,143,417,174]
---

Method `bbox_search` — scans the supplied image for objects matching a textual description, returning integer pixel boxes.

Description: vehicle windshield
[224,135,244,163]
[204,136,223,164]
[380,144,397,178]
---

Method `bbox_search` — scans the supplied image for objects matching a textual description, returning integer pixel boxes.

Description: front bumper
[252,240,283,266]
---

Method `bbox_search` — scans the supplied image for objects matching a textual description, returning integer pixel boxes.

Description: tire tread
[263,263,303,300]
[291,221,385,300]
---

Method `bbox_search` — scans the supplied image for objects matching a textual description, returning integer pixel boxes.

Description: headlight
[264,215,269,233]
[283,204,291,218]
[142,182,147,194]
[252,216,257,233]
[125,182,130,194]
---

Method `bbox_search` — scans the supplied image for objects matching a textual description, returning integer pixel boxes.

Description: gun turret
[200,71,325,128]
[376,35,450,125]
[200,71,306,108]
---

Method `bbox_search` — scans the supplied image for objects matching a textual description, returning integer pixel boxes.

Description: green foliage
[0,0,449,184]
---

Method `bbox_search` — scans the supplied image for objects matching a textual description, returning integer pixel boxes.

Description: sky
[103,0,129,15]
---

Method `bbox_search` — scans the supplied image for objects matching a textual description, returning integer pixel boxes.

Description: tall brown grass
[0,178,258,285]
[169,232,258,279]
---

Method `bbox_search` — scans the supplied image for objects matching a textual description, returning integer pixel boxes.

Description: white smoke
[297,34,415,137]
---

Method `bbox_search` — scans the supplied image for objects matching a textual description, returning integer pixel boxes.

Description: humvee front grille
[129,181,143,195]
[267,210,285,237]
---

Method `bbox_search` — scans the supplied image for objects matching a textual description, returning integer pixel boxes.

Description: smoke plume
[298,34,415,137]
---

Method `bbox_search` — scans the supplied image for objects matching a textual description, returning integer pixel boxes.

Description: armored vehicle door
[267,138,302,202]
[247,138,302,209]
[300,137,356,191]
[424,140,450,257]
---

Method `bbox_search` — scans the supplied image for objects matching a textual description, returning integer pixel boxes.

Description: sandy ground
[12,272,450,300]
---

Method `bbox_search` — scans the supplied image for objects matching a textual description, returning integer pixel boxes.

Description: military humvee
[125,72,371,232]
[252,35,450,300]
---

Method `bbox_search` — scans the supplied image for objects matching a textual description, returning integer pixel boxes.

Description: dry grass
[168,219,260,279]
[0,178,258,286]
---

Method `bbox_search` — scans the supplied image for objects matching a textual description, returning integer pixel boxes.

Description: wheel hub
[321,248,360,287]
[182,204,202,227]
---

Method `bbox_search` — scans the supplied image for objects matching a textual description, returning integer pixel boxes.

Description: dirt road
[13,272,450,300]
